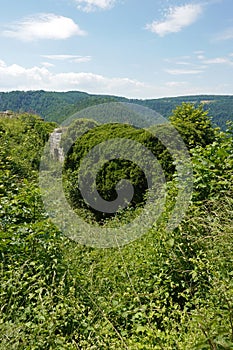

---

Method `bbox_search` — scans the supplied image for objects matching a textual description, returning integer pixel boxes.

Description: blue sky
[0,0,233,98]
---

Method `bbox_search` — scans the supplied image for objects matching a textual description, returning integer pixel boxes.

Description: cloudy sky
[0,0,233,98]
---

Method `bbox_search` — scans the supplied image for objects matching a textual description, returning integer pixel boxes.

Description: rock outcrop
[50,128,64,162]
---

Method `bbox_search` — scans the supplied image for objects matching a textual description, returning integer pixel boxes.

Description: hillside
[0,91,233,129]
[140,95,233,130]
[0,108,232,349]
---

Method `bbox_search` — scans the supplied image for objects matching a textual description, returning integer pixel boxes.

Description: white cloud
[0,60,148,97]
[1,60,232,99]
[203,57,233,65]
[216,27,233,41]
[2,14,87,41]
[41,54,91,63]
[175,61,192,66]
[165,55,192,66]
[165,68,203,75]
[197,55,233,65]
[41,62,55,68]
[146,4,203,36]
[0,60,6,68]
[165,81,187,87]
[74,0,116,12]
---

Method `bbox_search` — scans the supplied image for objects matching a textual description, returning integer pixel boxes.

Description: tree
[63,121,174,222]
[169,103,216,149]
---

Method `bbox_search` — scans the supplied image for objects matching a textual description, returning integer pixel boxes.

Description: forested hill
[0,90,233,129]
[141,95,233,130]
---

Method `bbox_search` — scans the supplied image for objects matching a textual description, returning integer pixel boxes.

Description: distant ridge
[0,90,233,129]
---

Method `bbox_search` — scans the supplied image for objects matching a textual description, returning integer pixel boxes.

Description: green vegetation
[62,104,216,223]
[0,91,125,124]
[0,104,232,349]
[1,90,233,129]
[63,122,173,222]
[169,103,216,148]
[140,95,233,130]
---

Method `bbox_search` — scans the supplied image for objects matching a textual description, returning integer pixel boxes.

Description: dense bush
[0,107,232,349]
[63,122,175,222]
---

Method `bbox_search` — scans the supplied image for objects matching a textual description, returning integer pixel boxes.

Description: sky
[0,0,233,99]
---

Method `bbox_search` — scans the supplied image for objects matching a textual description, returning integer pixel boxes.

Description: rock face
[0,111,17,118]
[50,128,64,162]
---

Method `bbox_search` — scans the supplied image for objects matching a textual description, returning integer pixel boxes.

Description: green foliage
[0,113,56,176]
[169,103,216,149]
[140,94,233,130]
[1,91,233,128]
[63,122,174,221]
[191,124,233,201]
[60,118,99,153]
[0,106,232,349]
[0,90,88,123]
